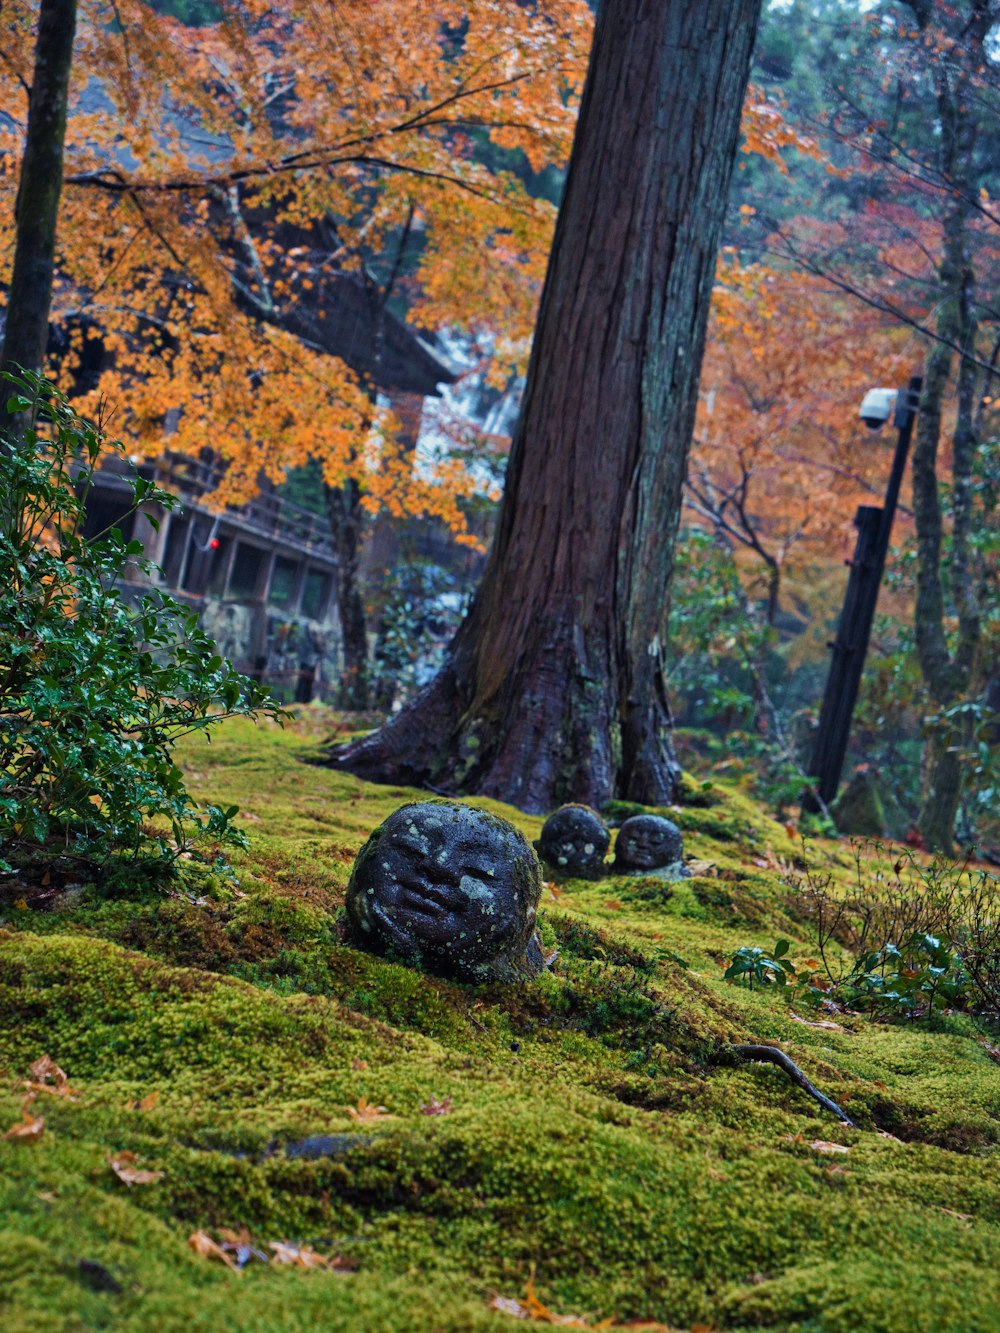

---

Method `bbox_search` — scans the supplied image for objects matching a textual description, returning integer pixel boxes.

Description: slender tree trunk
[910,40,984,853]
[325,479,370,710]
[0,0,77,383]
[327,0,763,812]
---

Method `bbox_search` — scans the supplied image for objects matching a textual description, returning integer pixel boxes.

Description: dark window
[300,568,331,619]
[268,556,299,608]
[81,491,135,544]
[161,516,189,586]
[228,542,265,599]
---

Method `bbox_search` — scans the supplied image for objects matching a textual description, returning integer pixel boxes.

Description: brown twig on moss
[722,1044,857,1128]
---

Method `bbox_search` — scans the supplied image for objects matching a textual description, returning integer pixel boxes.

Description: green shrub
[0,370,284,874]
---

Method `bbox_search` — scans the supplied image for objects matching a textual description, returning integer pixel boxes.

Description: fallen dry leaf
[107,1151,164,1187]
[4,1110,45,1142]
[420,1095,454,1116]
[30,1054,67,1085]
[789,1013,846,1032]
[24,1053,79,1100]
[937,1207,973,1226]
[810,1140,851,1155]
[125,1090,160,1113]
[876,1130,905,1144]
[686,859,716,877]
[188,1230,239,1270]
[345,1095,393,1123]
[488,1270,618,1327]
[980,1041,1000,1065]
[351,1058,368,1071]
[269,1241,357,1271]
[543,881,564,901]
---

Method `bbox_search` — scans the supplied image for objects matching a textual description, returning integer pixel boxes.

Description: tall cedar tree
[328,0,764,813]
[0,0,77,383]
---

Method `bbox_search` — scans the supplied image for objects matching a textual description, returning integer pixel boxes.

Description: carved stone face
[535,804,610,877]
[613,814,683,871]
[344,802,544,983]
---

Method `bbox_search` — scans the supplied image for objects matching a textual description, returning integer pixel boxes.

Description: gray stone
[343,802,544,984]
[613,813,684,872]
[535,804,610,877]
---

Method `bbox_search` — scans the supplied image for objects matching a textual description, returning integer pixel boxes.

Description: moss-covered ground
[0,713,997,1332]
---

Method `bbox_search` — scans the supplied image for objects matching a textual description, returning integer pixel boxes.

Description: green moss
[0,714,997,1331]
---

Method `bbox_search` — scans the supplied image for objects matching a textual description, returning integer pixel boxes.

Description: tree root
[721,1044,857,1128]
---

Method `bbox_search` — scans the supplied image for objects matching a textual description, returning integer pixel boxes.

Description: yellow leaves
[345,1095,394,1123]
[107,1150,164,1187]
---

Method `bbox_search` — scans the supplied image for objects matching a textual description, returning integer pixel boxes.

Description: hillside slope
[0,714,997,1332]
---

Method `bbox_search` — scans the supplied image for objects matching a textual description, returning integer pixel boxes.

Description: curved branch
[721,1043,857,1126]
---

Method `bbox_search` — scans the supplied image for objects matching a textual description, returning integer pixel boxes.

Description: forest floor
[0,710,998,1333]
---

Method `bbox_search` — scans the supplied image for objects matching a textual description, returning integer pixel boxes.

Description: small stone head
[613,813,684,872]
[343,801,544,984]
[535,804,610,877]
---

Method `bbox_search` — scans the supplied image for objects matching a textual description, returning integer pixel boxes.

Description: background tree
[328,0,765,813]
[0,0,77,384]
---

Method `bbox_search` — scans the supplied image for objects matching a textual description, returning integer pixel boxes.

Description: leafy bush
[667,529,819,815]
[0,371,284,875]
[723,938,795,989]
[786,841,999,1021]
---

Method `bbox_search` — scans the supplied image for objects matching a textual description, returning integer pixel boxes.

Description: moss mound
[0,715,997,1332]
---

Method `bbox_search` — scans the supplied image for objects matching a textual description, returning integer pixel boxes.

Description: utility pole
[803,375,922,814]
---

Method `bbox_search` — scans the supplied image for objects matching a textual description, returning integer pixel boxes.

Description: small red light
[209,537,221,550]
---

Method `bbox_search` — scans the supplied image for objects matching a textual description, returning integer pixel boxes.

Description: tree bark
[325,479,370,711]
[0,0,77,383]
[908,9,988,853]
[326,0,763,812]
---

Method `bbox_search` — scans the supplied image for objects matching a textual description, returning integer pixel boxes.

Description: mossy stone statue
[613,813,688,877]
[535,804,610,877]
[344,801,544,983]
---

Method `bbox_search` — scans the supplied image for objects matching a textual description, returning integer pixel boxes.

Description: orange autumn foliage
[0,3,830,542]
[691,252,914,612]
[0,0,593,532]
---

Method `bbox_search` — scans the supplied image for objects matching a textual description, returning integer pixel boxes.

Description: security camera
[859,388,898,431]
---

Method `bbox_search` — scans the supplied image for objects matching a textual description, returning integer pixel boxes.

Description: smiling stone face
[612,814,684,872]
[343,802,544,983]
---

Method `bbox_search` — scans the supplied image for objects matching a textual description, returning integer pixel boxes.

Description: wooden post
[803,376,922,813]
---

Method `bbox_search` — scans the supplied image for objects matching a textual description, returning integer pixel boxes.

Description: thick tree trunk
[0,0,77,382]
[326,0,762,812]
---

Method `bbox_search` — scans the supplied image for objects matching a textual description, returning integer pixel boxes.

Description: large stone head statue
[343,802,545,984]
